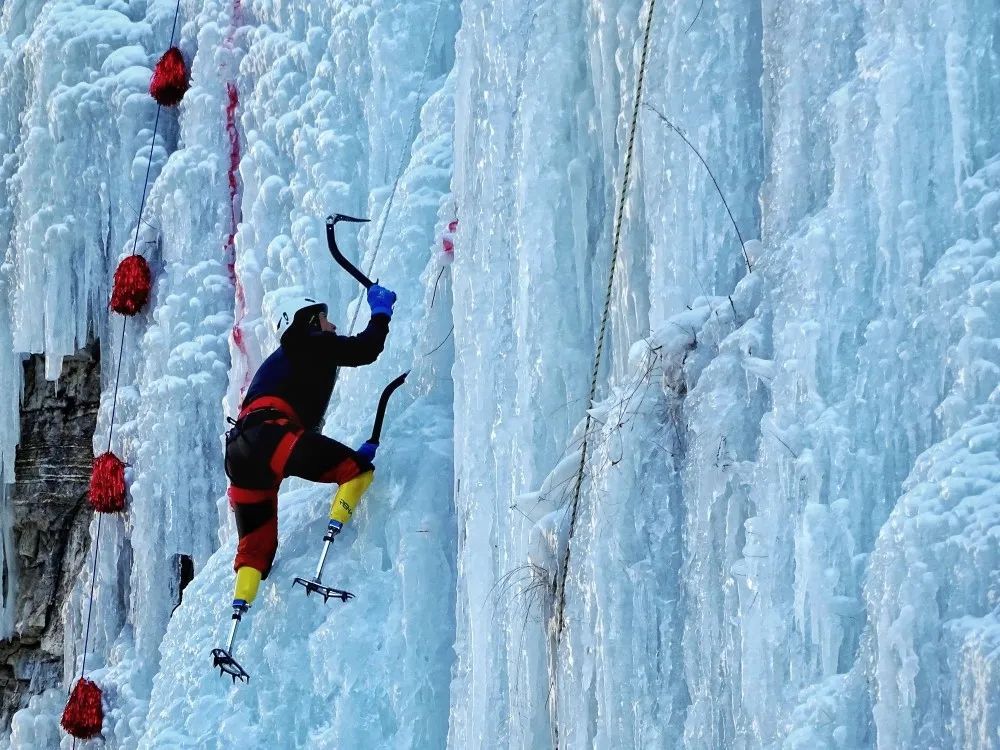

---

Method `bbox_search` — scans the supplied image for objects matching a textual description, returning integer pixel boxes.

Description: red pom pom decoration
[61,678,104,739]
[110,255,152,316]
[89,452,127,513]
[442,219,458,255]
[149,46,189,107]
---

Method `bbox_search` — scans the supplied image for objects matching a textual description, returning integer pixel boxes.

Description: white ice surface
[0,0,997,748]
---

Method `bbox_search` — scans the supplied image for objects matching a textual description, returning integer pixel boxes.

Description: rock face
[0,343,100,729]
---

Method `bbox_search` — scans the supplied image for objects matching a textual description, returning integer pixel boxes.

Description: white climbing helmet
[273,295,328,337]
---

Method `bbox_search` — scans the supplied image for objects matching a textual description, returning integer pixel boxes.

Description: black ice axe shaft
[292,372,408,601]
[368,371,408,446]
[326,214,373,289]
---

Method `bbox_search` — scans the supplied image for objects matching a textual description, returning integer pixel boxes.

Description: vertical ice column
[760,0,864,246]
[449,0,612,745]
[639,0,764,327]
[100,0,245,728]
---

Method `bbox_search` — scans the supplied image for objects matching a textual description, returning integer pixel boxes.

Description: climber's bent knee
[230,489,279,579]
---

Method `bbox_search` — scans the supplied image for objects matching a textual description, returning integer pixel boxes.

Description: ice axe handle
[369,371,408,444]
[326,214,373,289]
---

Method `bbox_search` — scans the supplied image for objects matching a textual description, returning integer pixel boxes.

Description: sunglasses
[307,312,335,332]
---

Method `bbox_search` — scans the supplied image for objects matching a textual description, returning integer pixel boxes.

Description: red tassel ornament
[61,678,104,739]
[439,219,458,266]
[442,219,458,255]
[110,255,152,316]
[149,46,189,107]
[89,452,127,513]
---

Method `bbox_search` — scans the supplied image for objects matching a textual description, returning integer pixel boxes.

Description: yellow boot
[329,471,374,527]
[233,566,262,605]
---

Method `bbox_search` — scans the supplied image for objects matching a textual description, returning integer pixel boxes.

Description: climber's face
[318,312,336,334]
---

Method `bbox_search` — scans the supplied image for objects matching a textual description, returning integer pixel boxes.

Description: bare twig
[685,0,705,33]
[422,325,454,358]
[765,429,798,458]
[430,266,447,308]
[642,103,752,273]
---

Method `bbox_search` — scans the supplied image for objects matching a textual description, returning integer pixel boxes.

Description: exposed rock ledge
[0,342,99,729]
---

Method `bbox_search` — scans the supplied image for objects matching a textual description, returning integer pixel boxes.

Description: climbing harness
[222,403,300,483]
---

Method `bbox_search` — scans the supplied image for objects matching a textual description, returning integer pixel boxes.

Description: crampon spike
[211,648,250,683]
[292,577,355,603]
[212,601,251,683]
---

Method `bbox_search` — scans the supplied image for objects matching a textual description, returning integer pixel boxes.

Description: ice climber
[223,285,396,612]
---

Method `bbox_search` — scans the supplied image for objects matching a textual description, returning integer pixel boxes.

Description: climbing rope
[73,0,183,739]
[347,0,445,335]
[552,0,658,638]
[547,6,659,746]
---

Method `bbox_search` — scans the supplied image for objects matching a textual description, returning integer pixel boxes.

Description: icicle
[61,678,104,739]
[89,452,127,513]
[149,46,189,107]
[110,255,152,316]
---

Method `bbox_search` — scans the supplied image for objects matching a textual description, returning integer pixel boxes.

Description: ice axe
[292,371,409,602]
[326,214,373,288]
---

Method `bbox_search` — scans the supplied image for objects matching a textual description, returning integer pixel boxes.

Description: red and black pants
[224,398,368,577]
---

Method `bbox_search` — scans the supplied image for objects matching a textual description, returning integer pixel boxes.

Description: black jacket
[242,314,390,430]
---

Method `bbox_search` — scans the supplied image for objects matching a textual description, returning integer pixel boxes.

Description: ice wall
[0,0,190,704]
[0,0,997,748]
[453,0,1000,748]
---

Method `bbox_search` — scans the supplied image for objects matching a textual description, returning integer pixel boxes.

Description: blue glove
[367,284,397,319]
[356,441,378,463]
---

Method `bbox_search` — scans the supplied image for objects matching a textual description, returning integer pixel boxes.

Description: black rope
[123,0,182,263]
[127,103,164,259]
[72,1,185,736]
[547,5,659,747]
[685,0,705,34]
[77,516,103,678]
[553,0,659,639]
[104,316,130,453]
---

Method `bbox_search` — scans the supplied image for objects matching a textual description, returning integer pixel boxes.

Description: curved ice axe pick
[326,214,373,289]
[368,370,408,446]
[292,371,409,602]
